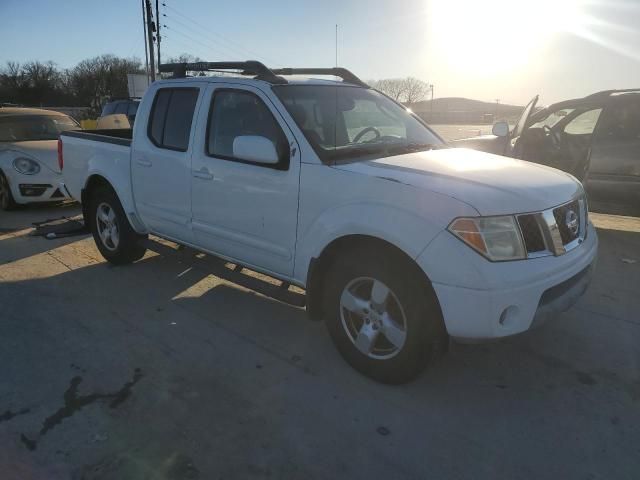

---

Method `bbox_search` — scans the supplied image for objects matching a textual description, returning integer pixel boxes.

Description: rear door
[131,83,204,241]
[190,83,300,276]
[587,94,640,204]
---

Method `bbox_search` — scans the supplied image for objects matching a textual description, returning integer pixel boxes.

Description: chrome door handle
[136,158,152,167]
[192,168,213,180]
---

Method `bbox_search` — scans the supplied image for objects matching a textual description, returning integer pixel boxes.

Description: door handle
[136,158,152,167]
[192,167,213,180]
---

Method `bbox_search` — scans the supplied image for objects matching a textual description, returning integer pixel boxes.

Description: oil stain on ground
[20,368,143,451]
[0,408,30,423]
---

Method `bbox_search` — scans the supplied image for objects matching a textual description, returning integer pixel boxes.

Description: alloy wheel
[339,277,408,359]
[96,202,120,251]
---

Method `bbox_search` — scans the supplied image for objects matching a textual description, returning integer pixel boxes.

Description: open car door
[507,95,538,157]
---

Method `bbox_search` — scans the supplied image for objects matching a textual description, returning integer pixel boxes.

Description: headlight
[13,157,41,175]
[448,216,526,261]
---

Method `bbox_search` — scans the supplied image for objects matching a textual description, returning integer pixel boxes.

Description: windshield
[273,85,444,163]
[0,114,80,142]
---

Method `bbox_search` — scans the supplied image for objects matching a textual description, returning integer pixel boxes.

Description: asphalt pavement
[0,203,639,479]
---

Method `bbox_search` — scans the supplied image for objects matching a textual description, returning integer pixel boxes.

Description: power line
[161,34,210,60]
[162,16,241,58]
[162,2,281,66]
[162,24,230,59]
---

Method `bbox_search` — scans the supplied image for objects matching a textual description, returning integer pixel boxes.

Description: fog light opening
[499,305,519,328]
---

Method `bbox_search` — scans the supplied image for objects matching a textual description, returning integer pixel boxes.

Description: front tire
[0,170,18,211]
[323,247,448,384]
[89,186,147,265]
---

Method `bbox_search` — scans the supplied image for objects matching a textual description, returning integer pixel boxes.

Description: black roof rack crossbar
[271,68,368,87]
[158,61,287,84]
[585,88,640,98]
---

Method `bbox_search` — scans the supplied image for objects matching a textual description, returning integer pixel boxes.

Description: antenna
[335,24,339,67]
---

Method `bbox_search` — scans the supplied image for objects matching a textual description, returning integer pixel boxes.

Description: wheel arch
[81,174,114,225]
[305,234,441,322]
[81,174,146,233]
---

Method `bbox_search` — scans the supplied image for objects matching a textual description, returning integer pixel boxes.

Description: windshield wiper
[392,142,444,153]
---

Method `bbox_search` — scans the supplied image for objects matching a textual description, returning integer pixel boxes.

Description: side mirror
[232,136,279,164]
[492,121,510,138]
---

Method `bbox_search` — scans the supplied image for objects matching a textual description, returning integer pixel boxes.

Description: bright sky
[1,0,639,105]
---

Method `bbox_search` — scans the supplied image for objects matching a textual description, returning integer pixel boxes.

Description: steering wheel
[353,126,381,143]
[542,125,561,149]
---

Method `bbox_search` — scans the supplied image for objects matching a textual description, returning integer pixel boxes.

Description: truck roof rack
[271,68,368,87]
[159,61,287,84]
[585,88,640,98]
[158,62,368,87]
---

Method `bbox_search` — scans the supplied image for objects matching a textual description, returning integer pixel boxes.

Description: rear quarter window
[147,88,199,151]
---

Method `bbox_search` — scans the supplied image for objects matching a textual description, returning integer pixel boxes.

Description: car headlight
[448,215,526,261]
[13,157,41,175]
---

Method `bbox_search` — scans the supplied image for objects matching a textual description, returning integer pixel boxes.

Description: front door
[131,84,204,241]
[190,84,300,276]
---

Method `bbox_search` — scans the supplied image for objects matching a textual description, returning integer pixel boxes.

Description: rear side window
[101,103,116,116]
[114,103,129,115]
[148,88,199,151]
[595,98,640,142]
[127,102,139,116]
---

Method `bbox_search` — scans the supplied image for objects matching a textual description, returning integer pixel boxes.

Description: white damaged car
[0,107,79,210]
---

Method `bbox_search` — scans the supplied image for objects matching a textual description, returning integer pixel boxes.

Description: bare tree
[370,78,406,102]
[69,54,143,114]
[402,77,429,106]
[165,53,204,64]
[369,76,430,105]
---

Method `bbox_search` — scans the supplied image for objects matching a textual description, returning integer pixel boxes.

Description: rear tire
[0,170,18,211]
[323,247,448,384]
[89,186,147,265]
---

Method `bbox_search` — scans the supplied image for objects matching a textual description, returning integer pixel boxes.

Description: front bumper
[417,221,598,340]
[4,168,69,204]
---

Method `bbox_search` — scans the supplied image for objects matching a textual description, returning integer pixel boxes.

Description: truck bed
[60,128,134,211]
[61,128,133,146]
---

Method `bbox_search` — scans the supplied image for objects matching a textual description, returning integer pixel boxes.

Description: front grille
[19,184,51,197]
[518,214,545,253]
[553,200,581,245]
[516,195,586,258]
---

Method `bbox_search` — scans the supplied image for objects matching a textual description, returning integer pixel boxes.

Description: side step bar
[141,237,307,308]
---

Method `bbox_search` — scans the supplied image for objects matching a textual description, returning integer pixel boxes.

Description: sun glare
[428,0,586,75]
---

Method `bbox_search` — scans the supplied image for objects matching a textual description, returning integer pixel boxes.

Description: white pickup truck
[59,62,598,383]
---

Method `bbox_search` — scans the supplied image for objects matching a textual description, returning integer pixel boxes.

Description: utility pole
[141,0,149,82]
[145,0,156,81]
[156,0,161,69]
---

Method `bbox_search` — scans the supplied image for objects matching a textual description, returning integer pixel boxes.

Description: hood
[1,140,61,173]
[333,148,582,215]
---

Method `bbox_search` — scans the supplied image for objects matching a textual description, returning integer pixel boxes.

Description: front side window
[0,114,79,142]
[273,85,443,163]
[206,89,288,165]
[147,88,199,151]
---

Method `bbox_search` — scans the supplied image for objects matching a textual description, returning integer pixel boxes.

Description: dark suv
[453,89,640,213]
[100,99,140,125]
